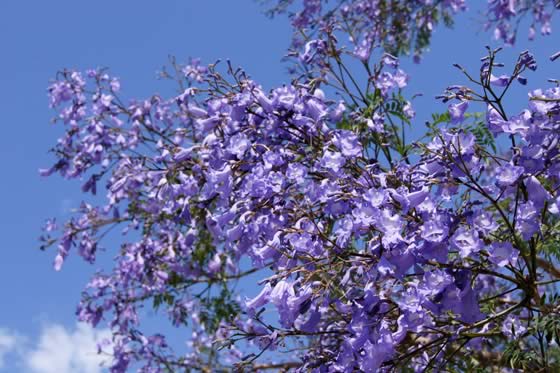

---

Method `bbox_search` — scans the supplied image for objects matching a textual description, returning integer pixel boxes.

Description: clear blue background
[0,1,557,371]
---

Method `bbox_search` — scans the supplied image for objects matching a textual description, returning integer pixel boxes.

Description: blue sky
[0,1,557,371]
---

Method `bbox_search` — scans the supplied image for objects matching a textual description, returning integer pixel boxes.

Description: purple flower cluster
[39,3,560,372]
[267,0,556,66]
[270,0,467,63]
[487,0,556,44]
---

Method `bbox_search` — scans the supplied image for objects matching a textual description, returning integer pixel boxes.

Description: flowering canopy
[40,1,560,372]
[268,0,556,63]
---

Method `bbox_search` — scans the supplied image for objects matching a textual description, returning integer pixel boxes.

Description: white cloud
[26,323,112,373]
[0,329,19,369]
[0,323,111,373]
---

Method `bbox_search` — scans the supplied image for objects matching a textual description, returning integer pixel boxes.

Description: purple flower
[495,163,524,186]
[305,97,328,121]
[421,218,448,243]
[406,187,430,209]
[389,187,429,213]
[518,50,537,71]
[524,176,551,210]
[286,163,307,184]
[182,58,207,82]
[359,340,394,372]
[451,227,482,258]
[228,133,250,158]
[490,74,510,87]
[366,113,385,132]
[376,209,403,245]
[502,315,527,338]
[515,202,540,240]
[352,203,378,228]
[363,188,387,207]
[245,283,272,314]
[419,269,453,298]
[381,53,399,67]
[501,111,530,135]
[321,150,346,173]
[207,253,222,274]
[332,130,362,158]
[330,101,346,122]
[269,280,294,306]
[288,232,314,253]
[472,210,499,235]
[488,242,518,267]
[300,39,326,64]
[334,216,354,247]
[486,105,508,134]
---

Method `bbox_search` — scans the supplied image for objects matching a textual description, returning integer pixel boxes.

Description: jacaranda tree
[40,0,560,371]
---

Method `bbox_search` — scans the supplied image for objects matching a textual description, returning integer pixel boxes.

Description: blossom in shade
[488,242,518,267]
[495,163,524,186]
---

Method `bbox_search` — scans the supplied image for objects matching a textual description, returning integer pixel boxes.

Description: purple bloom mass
[38,1,560,372]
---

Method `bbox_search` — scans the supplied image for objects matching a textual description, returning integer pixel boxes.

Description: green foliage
[540,218,560,262]
[424,111,497,154]
[335,116,352,131]
[502,340,540,370]
[431,111,451,127]
[153,293,176,311]
[386,92,412,126]
[199,286,241,333]
[500,310,560,371]
[465,114,497,153]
